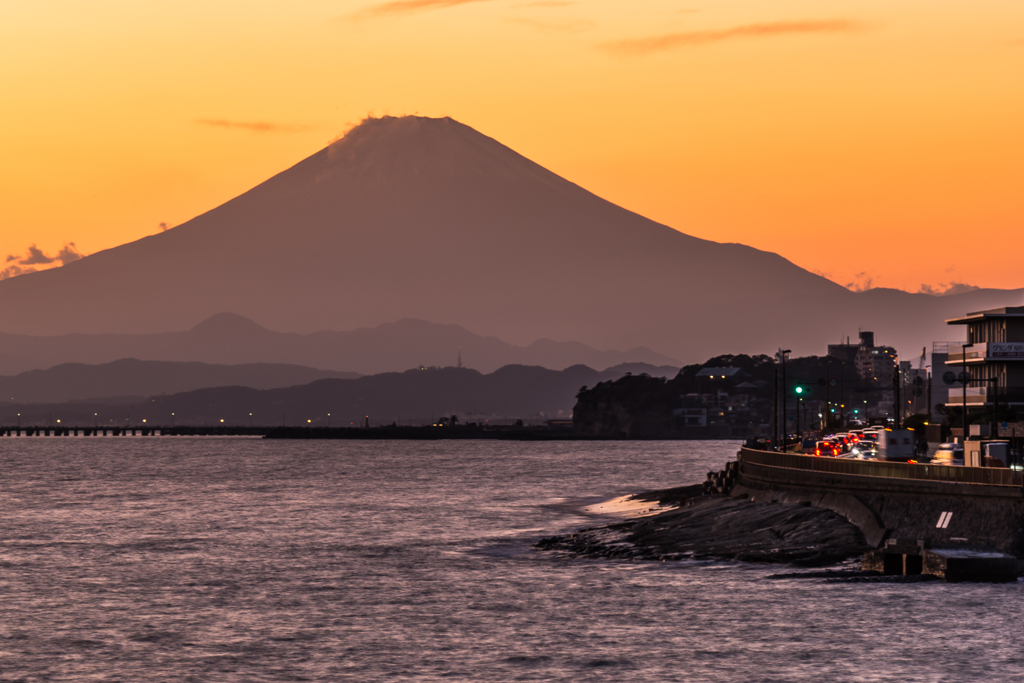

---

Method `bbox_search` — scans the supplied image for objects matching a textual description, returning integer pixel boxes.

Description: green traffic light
[795,386,803,394]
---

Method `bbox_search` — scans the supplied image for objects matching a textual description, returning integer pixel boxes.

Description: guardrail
[739,448,1023,487]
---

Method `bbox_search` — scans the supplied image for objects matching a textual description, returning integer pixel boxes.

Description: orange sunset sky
[1,0,1022,293]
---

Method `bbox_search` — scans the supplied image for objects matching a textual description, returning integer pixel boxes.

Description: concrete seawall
[734,448,1024,557]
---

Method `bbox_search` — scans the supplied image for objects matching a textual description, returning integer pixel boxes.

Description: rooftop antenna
[457,347,462,369]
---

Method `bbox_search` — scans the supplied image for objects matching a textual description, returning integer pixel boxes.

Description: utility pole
[961,343,973,441]
[893,361,901,428]
[797,397,802,444]
[780,349,791,450]
[772,367,779,451]
[825,359,831,432]
[839,361,845,429]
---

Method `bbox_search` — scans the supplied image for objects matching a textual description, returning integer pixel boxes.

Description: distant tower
[457,347,462,369]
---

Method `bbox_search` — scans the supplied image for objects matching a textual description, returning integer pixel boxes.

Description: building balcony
[947,342,1024,363]
[946,386,1024,406]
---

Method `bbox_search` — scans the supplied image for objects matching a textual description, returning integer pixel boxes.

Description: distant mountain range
[0,313,680,376]
[0,115,1018,364]
[0,362,680,425]
[0,358,360,404]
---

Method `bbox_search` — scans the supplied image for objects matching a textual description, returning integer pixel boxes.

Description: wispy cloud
[517,0,574,6]
[509,15,592,32]
[917,282,980,296]
[351,0,496,20]
[20,245,56,266]
[602,19,869,56]
[0,243,83,280]
[845,271,875,292]
[56,244,83,265]
[195,119,314,133]
[0,264,36,281]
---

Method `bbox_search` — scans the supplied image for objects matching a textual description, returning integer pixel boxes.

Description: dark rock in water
[628,483,705,507]
[536,494,870,567]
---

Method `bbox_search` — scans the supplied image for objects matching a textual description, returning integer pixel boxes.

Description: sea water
[0,438,1022,681]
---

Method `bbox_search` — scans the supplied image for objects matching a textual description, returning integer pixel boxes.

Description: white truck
[877,429,917,462]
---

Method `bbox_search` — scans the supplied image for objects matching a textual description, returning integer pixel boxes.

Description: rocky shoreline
[536,484,871,567]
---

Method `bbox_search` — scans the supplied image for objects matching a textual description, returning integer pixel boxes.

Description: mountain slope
[0,116,1019,361]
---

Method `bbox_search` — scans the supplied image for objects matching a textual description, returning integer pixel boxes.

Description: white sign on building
[989,343,1024,359]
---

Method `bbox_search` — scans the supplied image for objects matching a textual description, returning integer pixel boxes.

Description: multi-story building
[930,341,965,421]
[857,344,898,387]
[945,306,1024,410]
[827,331,897,387]
[827,335,862,366]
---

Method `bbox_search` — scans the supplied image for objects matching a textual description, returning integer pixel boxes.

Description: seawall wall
[734,448,1024,556]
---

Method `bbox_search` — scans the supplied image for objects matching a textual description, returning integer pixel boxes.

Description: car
[815,440,840,457]
[931,442,964,466]
[850,443,879,460]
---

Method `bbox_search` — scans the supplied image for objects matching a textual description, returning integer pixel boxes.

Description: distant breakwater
[0,425,580,440]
